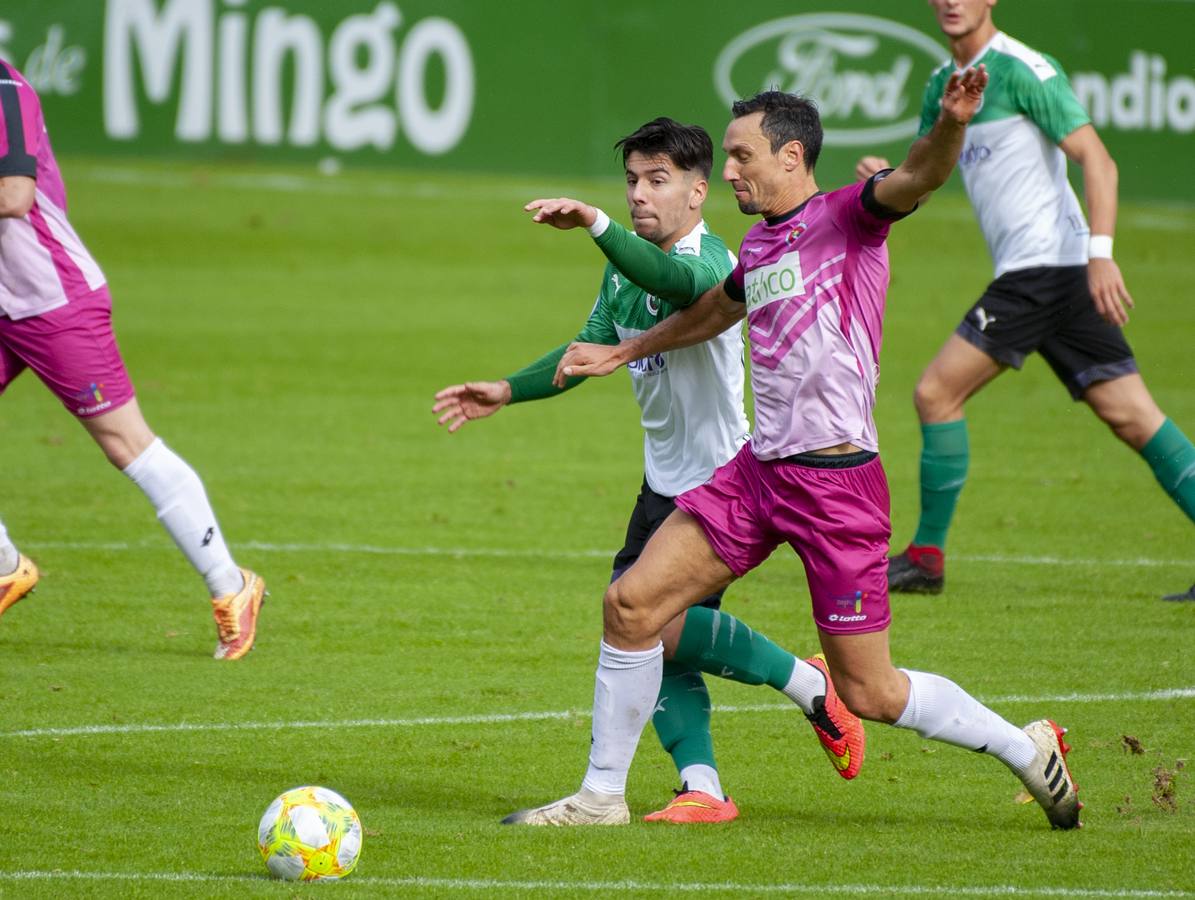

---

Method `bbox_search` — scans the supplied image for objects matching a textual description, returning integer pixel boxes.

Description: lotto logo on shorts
[74,382,111,416]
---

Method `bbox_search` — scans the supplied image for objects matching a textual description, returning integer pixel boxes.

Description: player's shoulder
[988,32,1064,83]
[676,221,733,269]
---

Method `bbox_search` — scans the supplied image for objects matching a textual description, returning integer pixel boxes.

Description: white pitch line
[20,539,1192,568]
[0,871,1190,897]
[3,688,1192,741]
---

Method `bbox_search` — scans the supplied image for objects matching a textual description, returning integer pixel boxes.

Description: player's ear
[781,139,804,173]
[689,176,708,209]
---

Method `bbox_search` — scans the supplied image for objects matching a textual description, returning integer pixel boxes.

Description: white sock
[0,518,18,575]
[678,764,723,798]
[894,669,1036,772]
[780,657,827,715]
[122,438,243,597]
[581,640,664,797]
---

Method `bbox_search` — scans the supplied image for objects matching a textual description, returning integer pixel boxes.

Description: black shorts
[611,478,724,610]
[955,265,1138,400]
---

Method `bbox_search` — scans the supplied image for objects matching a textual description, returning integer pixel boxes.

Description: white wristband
[586,208,611,238]
[1088,234,1114,260]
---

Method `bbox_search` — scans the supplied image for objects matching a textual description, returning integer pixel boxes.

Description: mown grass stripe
[0,871,1190,897]
[3,687,1191,740]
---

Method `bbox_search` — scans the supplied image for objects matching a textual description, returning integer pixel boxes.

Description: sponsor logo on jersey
[714,13,946,146]
[959,143,992,166]
[744,250,804,312]
[627,353,667,378]
[610,273,623,294]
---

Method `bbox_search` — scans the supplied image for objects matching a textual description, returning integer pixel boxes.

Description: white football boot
[1018,719,1082,829]
[501,788,630,826]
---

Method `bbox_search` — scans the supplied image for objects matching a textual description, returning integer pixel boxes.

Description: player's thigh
[0,334,28,397]
[606,508,735,643]
[0,289,136,420]
[816,627,909,723]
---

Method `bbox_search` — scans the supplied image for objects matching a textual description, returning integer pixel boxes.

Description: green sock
[652,662,717,772]
[1140,418,1195,523]
[913,419,970,549]
[672,606,797,690]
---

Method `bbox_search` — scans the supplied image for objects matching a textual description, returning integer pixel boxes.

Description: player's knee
[913,375,953,422]
[602,580,654,644]
[1093,397,1163,449]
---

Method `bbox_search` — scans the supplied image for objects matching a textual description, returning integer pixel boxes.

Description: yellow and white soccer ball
[257,786,363,881]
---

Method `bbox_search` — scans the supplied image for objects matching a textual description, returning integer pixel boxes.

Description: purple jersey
[0,61,105,320]
[725,176,905,459]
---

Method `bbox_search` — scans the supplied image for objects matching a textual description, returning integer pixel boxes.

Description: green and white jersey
[577,220,749,497]
[920,32,1092,276]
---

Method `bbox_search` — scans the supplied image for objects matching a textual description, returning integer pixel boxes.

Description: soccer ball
[257,786,363,881]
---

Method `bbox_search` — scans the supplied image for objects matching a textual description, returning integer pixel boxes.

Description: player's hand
[553,342,624,387]
[941,64,988,125]
[524,198,598,230]
[1087,257,1134,326]
[432,380,512,432]
[855,156,892,182]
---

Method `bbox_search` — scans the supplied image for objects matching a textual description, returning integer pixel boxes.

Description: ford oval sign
[714,13,947,146]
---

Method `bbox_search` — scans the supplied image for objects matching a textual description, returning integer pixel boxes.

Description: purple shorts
[675,443,893,635]
[0,286,135,419]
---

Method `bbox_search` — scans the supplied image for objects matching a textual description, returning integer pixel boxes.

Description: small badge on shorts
[974,306,998,332]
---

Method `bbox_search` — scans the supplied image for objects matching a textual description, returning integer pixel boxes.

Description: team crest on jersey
[645,294,660,315]
[786,223,807,244]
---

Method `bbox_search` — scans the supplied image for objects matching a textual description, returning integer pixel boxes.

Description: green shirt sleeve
[918,67,948,137]
[504,273,619,404]
[505,343,575,403]
[1012,55,1091,144]
[593,220,721,307]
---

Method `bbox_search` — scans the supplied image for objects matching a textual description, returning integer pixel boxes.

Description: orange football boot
[804,653,865,780]
[211,568,266,660]
[0,554,39,619]
[644,789,739,824]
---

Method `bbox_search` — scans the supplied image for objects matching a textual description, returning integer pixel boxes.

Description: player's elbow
[0,178,36,218]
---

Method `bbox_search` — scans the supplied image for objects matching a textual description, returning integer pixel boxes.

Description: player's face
[623,152,705,247]
[927,0,996,40]
[721,113,792,217]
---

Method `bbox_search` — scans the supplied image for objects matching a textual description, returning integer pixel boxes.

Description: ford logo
[714,13,947,146]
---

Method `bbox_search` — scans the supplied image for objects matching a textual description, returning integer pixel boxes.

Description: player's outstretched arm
[873,65,989,213]
[552,283,744,386]
[524,197,598,231]
[432,381,512,433]
[527,197,707,305]
[1060,124,1133,326]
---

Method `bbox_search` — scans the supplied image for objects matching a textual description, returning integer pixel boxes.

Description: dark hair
[730,91,823,172]
[614,117,713,179]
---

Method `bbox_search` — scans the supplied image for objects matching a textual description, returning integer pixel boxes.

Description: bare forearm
[1082,152,1119,236]
[901,115,968,195]
[612,288,743,364]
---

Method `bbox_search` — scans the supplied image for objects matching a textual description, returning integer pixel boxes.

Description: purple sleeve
[830,173,913,248]
[0,62,40,178]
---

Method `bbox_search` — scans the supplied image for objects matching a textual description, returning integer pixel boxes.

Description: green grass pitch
[0,158,1192,898]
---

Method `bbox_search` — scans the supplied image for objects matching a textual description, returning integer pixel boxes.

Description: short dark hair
[614,117,713,179]
[730,91,823,172]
